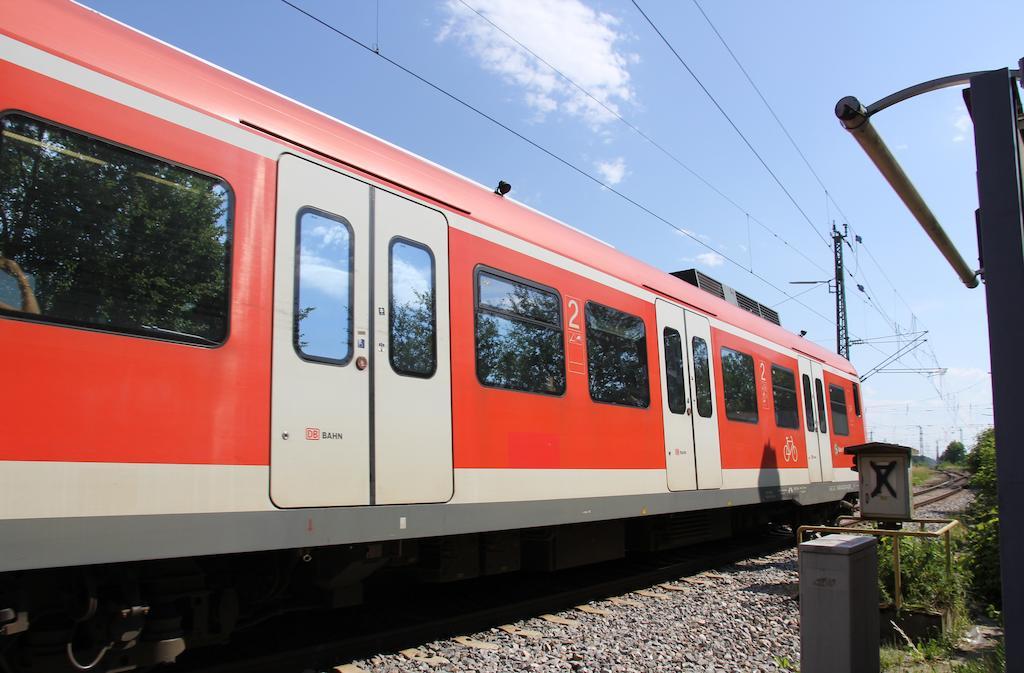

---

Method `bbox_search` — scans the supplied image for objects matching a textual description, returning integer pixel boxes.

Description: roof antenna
[494,180,511,197]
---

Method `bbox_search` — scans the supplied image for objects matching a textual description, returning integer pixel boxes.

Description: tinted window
[692,337,713,418]
[815,378,828,434]
[853,382,862,417]
[830,384,850,436]
[389,239,435,377]
[475,269,564,395]
[663,327,686,414]
[586,302,649,408]
[0,114,230,343]
[802,374,816,432]
[771,364,800,429]
[295,209,352,363]
[721,347,757,423]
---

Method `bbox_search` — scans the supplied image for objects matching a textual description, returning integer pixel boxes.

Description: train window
[663,327,686,414]
[814,379,828,434]
[586,302,649,408]
[692,337,713,417]
[720,347,758,424]
[801,374,816,432]
[475,269,565,395]
[852,381,862,417]
[389,238,436,377]
[295,209,353,364]
[771,364,800,429]
[829,384,850,436]
[0,113,230,344]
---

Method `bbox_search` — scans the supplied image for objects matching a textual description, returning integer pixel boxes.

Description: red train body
[0,1,863,669]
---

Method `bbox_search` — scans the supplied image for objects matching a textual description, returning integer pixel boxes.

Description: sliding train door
[372,189,453,505]
[271,154,371,507]
[657,300,722,491]
[270,154,453,507]
[797,356,825,483]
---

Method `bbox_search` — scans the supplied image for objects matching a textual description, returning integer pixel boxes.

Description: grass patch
[912,465,936,487]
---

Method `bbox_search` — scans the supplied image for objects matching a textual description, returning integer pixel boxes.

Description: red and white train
[0,1,864,669]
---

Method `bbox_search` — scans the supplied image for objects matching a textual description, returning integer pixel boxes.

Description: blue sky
[80,0,1016,456]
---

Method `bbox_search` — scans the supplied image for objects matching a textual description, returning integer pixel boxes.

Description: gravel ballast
[344,491,975,673]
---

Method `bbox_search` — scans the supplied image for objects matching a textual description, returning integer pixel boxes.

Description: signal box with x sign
[845,442,913,522]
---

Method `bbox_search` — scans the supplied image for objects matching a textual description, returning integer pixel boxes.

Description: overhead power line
[454,0,830,276]
[686,0,957,409]
[630,0,831,249]
[279,0,845,329]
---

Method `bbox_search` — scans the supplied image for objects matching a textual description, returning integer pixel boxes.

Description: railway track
[172,531,792,673]
[166,472,972,673]
[914,469,971,508]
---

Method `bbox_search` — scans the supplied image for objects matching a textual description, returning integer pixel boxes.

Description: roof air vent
[672,268,781,326]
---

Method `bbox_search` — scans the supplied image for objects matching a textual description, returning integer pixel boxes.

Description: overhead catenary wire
[278,0,849,331]
[454,0,831,277]
[630,0,831,249]
[688,0,966,417]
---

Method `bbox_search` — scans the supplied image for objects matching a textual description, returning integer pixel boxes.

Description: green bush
[876,535,966,616]
[964,428,1000,609]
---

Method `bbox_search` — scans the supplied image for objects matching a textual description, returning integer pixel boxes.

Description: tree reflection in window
[721,347,758,423]
[0,114,230,343]
[692,337,713,418]
[829,384,850,436]
[771,364,800,429]
[663,327,686,414]
[295,209,352,363]
[389,239,435,377]
[475,270,565,395]
[585,302,649,408]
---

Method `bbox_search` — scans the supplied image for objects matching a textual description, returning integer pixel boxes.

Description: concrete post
[799,534,879,673]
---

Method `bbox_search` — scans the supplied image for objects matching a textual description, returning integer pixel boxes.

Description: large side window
[814,379,828,434]
[801,374,816,432]
[475,269,565,395]
[771,364,800,429]
[721,347,758,423]
[389,238,436,377]
[663,327,686,414]
[295,209,353,364]
[586,302,649,408]
[830,384,850,436]
[0,114,231,344]
[692,336,713,418]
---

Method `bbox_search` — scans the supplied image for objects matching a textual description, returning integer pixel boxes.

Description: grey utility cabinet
[799,534,879,673]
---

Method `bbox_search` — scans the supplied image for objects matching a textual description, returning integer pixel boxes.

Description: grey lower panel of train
[0,481,857,572]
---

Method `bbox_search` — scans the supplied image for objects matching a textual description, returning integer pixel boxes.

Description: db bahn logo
[305,427,343,440]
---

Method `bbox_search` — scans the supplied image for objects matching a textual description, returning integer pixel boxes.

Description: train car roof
[4,0,857,376]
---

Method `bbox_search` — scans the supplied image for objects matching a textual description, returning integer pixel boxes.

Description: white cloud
[438,0,637,128]
[952,111,971,143]
[595,157,626,185]
[693,252,725,267]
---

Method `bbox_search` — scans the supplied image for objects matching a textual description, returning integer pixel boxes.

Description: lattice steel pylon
[833,223,850,359]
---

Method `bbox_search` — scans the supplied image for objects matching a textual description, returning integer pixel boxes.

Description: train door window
[0,113,231,344]
[829,384,850,436]
[295,209,353,364]
[663,327,686,414]
[475,268,565,395]
[771,364,800,429]
[585,302,649,407]
[852,381,862,417]
[814,379,828,434]
[692,336,713,418]
[801,374,816,432]
[720,347,758,423]
[389,238,435,377]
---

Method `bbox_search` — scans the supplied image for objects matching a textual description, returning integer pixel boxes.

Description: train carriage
[0,1,863,669]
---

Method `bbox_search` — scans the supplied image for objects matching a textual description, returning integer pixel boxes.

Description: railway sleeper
[0,502,832,672]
